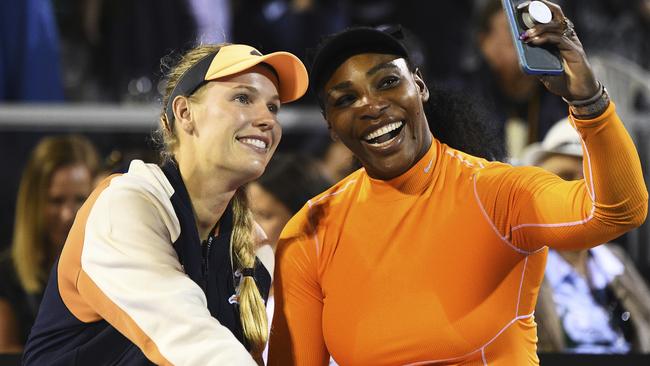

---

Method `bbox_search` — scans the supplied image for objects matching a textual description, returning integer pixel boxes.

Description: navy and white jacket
[23,160,273,365]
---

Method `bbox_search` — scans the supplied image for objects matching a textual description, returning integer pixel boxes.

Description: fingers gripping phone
[501,0,564,75]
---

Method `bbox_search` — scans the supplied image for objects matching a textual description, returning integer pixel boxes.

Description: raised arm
[476,1,647,252]
[477,104,647,252]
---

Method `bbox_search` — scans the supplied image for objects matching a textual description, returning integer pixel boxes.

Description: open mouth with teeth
[363,121,404,146]
[238,137,268,150]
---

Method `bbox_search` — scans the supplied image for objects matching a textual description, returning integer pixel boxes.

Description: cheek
[329,113,357,143]
[44,204,60,225]
[271,124,282,149]
[400,89,425,126]
[43,205,66,244]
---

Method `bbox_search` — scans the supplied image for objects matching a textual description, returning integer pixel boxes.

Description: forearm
[573,102,648,230]
[510,102,648,250]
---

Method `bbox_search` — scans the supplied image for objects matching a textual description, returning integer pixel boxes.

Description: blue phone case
[501,0,564,76]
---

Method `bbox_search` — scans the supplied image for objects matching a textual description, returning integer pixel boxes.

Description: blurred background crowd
[1,0,650,358]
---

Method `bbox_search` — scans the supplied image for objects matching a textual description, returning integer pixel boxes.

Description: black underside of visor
[165,51,218,124]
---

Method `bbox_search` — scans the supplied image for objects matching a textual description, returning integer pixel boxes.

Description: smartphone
[501,0,563,75]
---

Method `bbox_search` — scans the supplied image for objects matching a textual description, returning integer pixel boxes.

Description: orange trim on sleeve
[57,174,172,365]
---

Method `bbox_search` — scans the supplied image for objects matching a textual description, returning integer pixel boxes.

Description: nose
[359,95,390,120]
[252,107,280,131]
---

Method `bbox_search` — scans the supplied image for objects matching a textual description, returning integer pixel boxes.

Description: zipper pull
[203,236,214,281]
[201,241,207,285]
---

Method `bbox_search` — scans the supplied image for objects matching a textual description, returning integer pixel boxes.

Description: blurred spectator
[188,0,231,44]
[52,0,203,101]
[91,0,197,102]
[522,119,650,353]
[563,0,650,71]
[232,0,348,62]
[0,135,99,352]
[314,140,358,183]
[442,0,567,160]
[247,153,331,364]
[0,0,64,101]
[339,1,475,82]
[248,153,331,246]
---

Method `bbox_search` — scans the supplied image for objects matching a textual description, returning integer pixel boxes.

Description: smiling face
[322,53,432,180]
[177,64,282,184]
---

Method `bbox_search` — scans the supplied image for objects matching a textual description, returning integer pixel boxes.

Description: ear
[329,128,340,142]
[413,68,430,103]
[172,95,195,135]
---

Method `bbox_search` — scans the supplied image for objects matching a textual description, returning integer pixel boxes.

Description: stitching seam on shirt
[515,256,528,317]
[309,180,357,206]
[446,150,476,168]
[481,347,487,366]
[510,127,596,232]
[446,150,533,255]
[472,173,533,255]
[402,312,535,366]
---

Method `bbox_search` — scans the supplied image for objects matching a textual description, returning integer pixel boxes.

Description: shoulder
[106,160,174,200]
[441,145,563,200]
[442,145,492,170]
[282,170,361,238]
[469,153,555,189]
[88,160,179,240]
[306,169,362,208]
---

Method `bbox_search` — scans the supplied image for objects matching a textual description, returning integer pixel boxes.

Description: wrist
[563,83,611,119]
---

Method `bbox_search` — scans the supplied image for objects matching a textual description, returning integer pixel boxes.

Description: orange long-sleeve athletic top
[268,104,647,366]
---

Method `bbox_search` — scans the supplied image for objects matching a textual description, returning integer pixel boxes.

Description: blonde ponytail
[231,188,268,354]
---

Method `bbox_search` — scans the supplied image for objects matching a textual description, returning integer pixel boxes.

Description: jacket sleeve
[77,180,257,366]
[267,210,330,366]
[476,103,648,253]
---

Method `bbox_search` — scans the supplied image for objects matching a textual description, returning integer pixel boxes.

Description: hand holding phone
[501,0,563,75]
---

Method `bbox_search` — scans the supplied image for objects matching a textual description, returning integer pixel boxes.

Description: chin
[241,160,268,180]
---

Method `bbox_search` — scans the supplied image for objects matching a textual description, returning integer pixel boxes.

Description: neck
[495,69,538,101]
[559,250,589,279]
[179,163,239,240]
[45,243,60,274]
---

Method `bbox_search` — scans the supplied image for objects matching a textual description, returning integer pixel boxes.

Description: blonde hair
[12,135,99,293]
[156,44,269,353]
[231,189,269,353]
[156,43,228,163]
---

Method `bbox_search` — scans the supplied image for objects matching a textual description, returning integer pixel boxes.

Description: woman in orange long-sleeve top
[268,2,648,365]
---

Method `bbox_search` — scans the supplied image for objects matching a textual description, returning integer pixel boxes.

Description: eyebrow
[233,85,280,101]
[366,61,399,77]
[326,81,352,97]
[326,61,401,98]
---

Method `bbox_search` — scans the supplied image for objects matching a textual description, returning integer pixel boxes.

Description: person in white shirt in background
[521,118,650,353]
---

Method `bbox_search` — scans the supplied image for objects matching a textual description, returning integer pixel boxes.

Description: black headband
[164,51,219,126]
[307,25,410,99]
